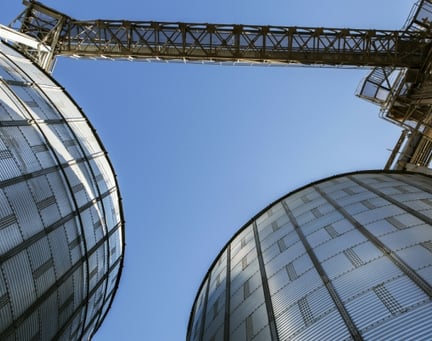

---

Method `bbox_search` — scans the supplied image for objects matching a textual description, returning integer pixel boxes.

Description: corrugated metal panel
[331,218,354,236]
[84,294,97,327]
[203,298,225,339]
[65,219,84,265]
[313,229,366,261]
[258,215,291,242]
[256,203,284,226]
[101,195,116,232]
[92,246,107,285]
[291,254,314,279]
[271,270,322,317]
[73,163,100,202]
[41,87,83,119]
[15,311,39,341]
[34,147,57,171]
[89,284,104,315]
[89,158,108,193]
[255,208,273,225]
[248,304,270,340]
[314,177,347,191]
[291,309,351,341]
[380,186,418,198]
[252,325,271,341]
[407,175,432,191]
[28,237,55,296]
[260,225,296,254]
[3,251,36,317]
[0,212,22,255]
[72,267,86,309]
[229,319,247,340]
[98,289,113,322]
[366,217,399,237]
[39,293,58,340]
[231,259,259,293]
[321,252,358,279]
[57,322,72,341]
[294,209,315,226]
[397,244,432,271]
[88,253,99,289]
[352,241,383,264]
[381,224,431,251]
[332,257,402,301]
[363,302,432,340]
[393,212,429,228]
[58,279,74,327]
[261,240,285,268]
[418,267,432,286]
[230,288,265,332]
[190,297,204,341]
[344,201,371,216]
[0,48,55,87]
[275,301,304,340]
[206,277,226,310]
[400,197,432,213]
[38,200,61,227]
[230,268,259,307]
[0,59,19,82]
[1,126,41,174]
[0,92,31,121]
[0,276,12,335]
[334,190,375,207]
[265,240,306,277]
[80,326,94,341]
[10,84,60,120]
[79,208,97,249]
[367,196,390,209]
[39,124,73,163]
[356,173,392,187]
[230,258,258,294]
[46,172,74,218]
[0,149,21,182]
[17,124,48,162]
[54,139,82,164]
[307,285,335,320]
[305,226,332,248]
[230,228,252,259]
[386,276,429,308]
[291,197,327,218]
[68,121,101,156]
[69,311,85,340]
[345,287,390,329]
[91,155,116,191]
[108,230,122,266]
[354,204,405,225]
[106,263,121,297]
[267,265,291,295]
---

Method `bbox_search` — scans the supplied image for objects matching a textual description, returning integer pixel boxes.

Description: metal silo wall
[187,171,432,341]
[0,42,124,340]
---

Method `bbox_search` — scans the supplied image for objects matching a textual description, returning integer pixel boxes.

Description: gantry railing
[13,1,430,70]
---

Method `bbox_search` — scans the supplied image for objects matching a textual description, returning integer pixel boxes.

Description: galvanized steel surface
[0,41,125,340]
[187,171,432,341]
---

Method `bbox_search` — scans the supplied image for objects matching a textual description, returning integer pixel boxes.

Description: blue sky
[1,1,415,340]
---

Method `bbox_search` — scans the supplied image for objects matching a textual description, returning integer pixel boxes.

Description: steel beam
[15,1,430,68]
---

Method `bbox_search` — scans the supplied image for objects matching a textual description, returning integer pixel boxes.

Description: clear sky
[1,1,416,340]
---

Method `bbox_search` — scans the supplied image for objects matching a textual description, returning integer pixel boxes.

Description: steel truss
[14,1,429,69]
[7,0,432,172]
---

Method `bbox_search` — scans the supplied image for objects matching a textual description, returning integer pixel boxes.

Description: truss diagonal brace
[14,0,432,69]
